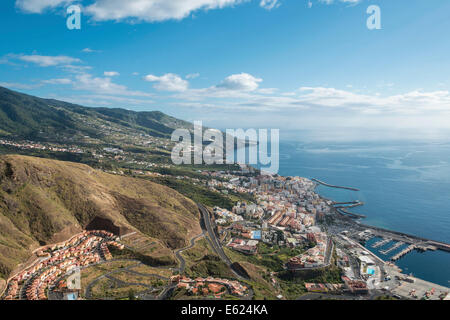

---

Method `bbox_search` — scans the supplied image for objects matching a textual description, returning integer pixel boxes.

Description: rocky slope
[0,155,201,280]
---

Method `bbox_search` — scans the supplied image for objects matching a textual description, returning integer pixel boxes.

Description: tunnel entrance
[85,216,130,236]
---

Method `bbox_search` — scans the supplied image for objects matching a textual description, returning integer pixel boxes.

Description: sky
[1,0,450,142]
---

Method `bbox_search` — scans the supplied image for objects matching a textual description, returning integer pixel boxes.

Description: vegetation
[109,246,177,267]
[224,243,305,273]
[90,277,148,300]
[181,239,235,279]
[276,264,342,300]
[375,295,400,300]
[147,176,236,210]
[185,254,234,279]
[0,86,192,141]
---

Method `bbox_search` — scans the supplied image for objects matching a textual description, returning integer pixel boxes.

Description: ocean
[272,140,450,287]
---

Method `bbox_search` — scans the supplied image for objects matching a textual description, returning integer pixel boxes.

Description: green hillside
[0,86,192,142]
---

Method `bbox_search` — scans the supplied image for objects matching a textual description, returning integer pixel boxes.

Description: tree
[128,289,136,300]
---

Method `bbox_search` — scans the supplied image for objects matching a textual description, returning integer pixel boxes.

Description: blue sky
[1,0,450,141]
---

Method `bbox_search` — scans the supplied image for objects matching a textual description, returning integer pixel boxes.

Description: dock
[391,244,416,261]
[380,241,404,255]
[312,178,360,191]
[356,223,450,253]
[337,208,367,219]
[334,201,365,209]
[333,201,362,205]
[372,238,392,249]
[331,194,450,264]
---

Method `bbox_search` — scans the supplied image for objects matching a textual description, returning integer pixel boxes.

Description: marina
[380,241,404,255]
[392,245,417,261]
[371,238,392,249]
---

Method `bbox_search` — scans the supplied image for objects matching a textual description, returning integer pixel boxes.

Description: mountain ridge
[0,86,193,143]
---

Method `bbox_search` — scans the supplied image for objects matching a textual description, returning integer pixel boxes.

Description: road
[84,231,205,300]
[174,232,204,273]
[198,203,232,266]
[61,206,246,300]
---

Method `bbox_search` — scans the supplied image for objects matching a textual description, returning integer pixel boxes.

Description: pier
[312,178,360,191]
[334,201,365,209]
[391,244,416,261]
[380,241,404,255]
[372,238,392,249]
[333,201,362,205]
[337,208,367,219]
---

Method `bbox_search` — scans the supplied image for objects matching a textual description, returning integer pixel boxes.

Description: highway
[198,203,232,266]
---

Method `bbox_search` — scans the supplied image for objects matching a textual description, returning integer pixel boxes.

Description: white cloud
[0,82,41,90]
[296,87,450,113]
[18,54,81,67]
[15,0,71,13]
[217,73,262,91]
[85,0,247,22]
[104,71,120,77]
[82,48,101,53]
[143,73,189,92]
[14,0,357,23]
[319,0,361,5]
[74,73,151,96]
[16,0,281,22]
[62,64,92,74]
[259,0,280,10]
[41,78,72,84]
[52,94,155,107]
[186,73,200,79]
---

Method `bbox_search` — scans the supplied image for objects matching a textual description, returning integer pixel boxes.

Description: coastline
[312,178,450,250]
[310,177,450,290]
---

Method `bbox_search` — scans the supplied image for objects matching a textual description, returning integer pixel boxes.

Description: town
[0,148,448,300]
[194,166,450,300]
[2,230,124,300]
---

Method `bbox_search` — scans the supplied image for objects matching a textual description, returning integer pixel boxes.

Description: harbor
[353,227,444,263]
[311,173,449,288]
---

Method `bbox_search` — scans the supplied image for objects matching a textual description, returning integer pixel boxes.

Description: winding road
[174,232,205,273]
[198,204,232,266]
[84,231,205,300]
[83,204,248,300]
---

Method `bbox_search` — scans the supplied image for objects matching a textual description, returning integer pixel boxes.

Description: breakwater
[337,208,367,219]
[312,178,360,191]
